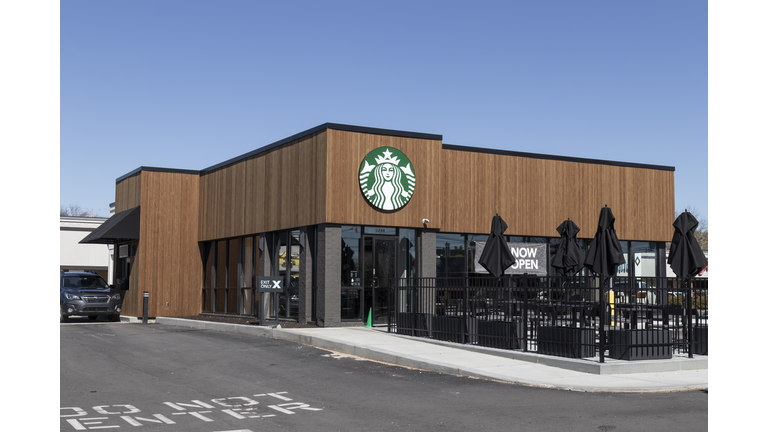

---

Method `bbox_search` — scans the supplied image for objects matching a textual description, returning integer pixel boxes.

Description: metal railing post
[599,278,605,363]
[522,273,528,352]
[687,277,694,358]
[388,277,393,333]
[463,282,469,344]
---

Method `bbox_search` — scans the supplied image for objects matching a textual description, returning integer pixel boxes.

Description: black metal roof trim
[116,166,201,183]
[200,123,442,174]
[325,123,442,141]
[442,143,675,172]
[115,124,442,180]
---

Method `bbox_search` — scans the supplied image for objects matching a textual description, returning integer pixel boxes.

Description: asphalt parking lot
[61,321,708,432]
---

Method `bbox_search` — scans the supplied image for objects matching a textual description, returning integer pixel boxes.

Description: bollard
[143,291,149,324]
[608,290,615,326]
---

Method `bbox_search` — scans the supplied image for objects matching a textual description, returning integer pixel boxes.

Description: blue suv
[60,272,122,322]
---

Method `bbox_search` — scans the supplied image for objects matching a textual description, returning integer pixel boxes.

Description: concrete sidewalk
[153,317,708,393]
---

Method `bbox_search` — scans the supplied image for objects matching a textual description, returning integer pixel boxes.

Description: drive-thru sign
[257,277,284,325]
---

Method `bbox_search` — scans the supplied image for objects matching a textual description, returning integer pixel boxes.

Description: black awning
[79,206,141,245]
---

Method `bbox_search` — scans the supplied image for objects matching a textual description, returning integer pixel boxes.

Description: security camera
[422,219,430,224]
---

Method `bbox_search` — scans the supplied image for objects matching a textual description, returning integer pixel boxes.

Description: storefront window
[243,236,254,288]
[288,230,300,317]
[468,234,488,276]
[575,238,589,276]
[202,241,214,312]
[548,237,562,276]
[631,241,657,278]
[215,240,227,312]
[341,289,361,320]
[341,226,361,287]
[616,240,630,278]
[228,237,240,288]
[273,231,301,319]
[203,241,214,288]
[242,235,256,316]
[201,235,260,316]
[224,237,240,314]
[216,240,227,288]
[398,229,416,279]
[436,233,466,277]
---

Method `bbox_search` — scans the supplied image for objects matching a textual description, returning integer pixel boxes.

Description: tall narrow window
[397,229,416,280]
[242,236,254,315]
[436,233,466,278]
[215,240,227,313]
[227,237,241,314]
[631,241,657,278]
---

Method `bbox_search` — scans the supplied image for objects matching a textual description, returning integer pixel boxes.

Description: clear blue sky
[60,0,707,223]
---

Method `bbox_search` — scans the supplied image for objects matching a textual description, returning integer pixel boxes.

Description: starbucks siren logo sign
[359,147,415,211]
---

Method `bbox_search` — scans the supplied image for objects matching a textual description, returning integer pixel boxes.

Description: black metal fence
[388,275,708,362]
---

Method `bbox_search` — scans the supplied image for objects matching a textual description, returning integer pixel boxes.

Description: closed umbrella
[552,219,585,276]
[583,205,625,362]
[478,214,516,278]
[668,210,708,278]
[584,206,625,280]
[668,210,708,359]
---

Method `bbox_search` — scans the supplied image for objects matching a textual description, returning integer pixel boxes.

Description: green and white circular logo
[359,147,415,211]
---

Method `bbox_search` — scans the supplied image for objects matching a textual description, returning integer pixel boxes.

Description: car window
[62,276,109,289]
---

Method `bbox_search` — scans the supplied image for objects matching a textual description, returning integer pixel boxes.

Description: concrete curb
[153,317,708,393]
[384,332,708,375]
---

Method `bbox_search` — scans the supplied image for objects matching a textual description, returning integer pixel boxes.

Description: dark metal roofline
[116,166,201,183]
[199,123,442,174]
[442,143,676,172]
[115,123,443,181]
[114,124,674,182]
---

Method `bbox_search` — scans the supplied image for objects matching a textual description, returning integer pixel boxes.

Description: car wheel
[60,309,67,323]
[109,314,120,322]
[88,316,98,321]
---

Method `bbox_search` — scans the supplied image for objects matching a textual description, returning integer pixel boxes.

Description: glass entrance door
[363,236,397,325]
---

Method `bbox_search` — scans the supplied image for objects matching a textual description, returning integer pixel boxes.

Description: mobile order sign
[474,242,548,275]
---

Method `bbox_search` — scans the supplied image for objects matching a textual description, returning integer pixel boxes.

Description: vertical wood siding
[439,149,675,241]
[198,131,327,241]
[128,171,201,317]
[115,173,141,213]
[114,173,142,316]
[324,129,443,228]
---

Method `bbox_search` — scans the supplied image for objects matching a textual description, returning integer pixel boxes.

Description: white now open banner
[474,242,548,275]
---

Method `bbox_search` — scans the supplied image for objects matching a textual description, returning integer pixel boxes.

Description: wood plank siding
[194,126,672,241]
[113,172,143,315]
[324,129,443,229]
[440,148,675,241]
[114,173,141,212]
[198,130,327,241]
[115,171,201,317]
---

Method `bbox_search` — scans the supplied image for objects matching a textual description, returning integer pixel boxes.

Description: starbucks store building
[89,123,676,326]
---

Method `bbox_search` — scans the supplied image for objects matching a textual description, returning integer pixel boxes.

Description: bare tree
[674,206,708,251]
[60,204,90,217]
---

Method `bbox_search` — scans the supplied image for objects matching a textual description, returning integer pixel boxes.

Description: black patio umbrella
[584,206,625,281]
[478,214,516,278]
[552,219,585,276]
[668,210,708,278]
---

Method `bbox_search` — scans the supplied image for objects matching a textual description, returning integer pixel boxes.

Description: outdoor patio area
[389,275,708,363]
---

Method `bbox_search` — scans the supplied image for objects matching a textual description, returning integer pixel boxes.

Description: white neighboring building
[60,216,111,282]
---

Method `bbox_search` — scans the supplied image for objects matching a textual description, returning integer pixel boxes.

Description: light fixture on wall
[422,218,430,224]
